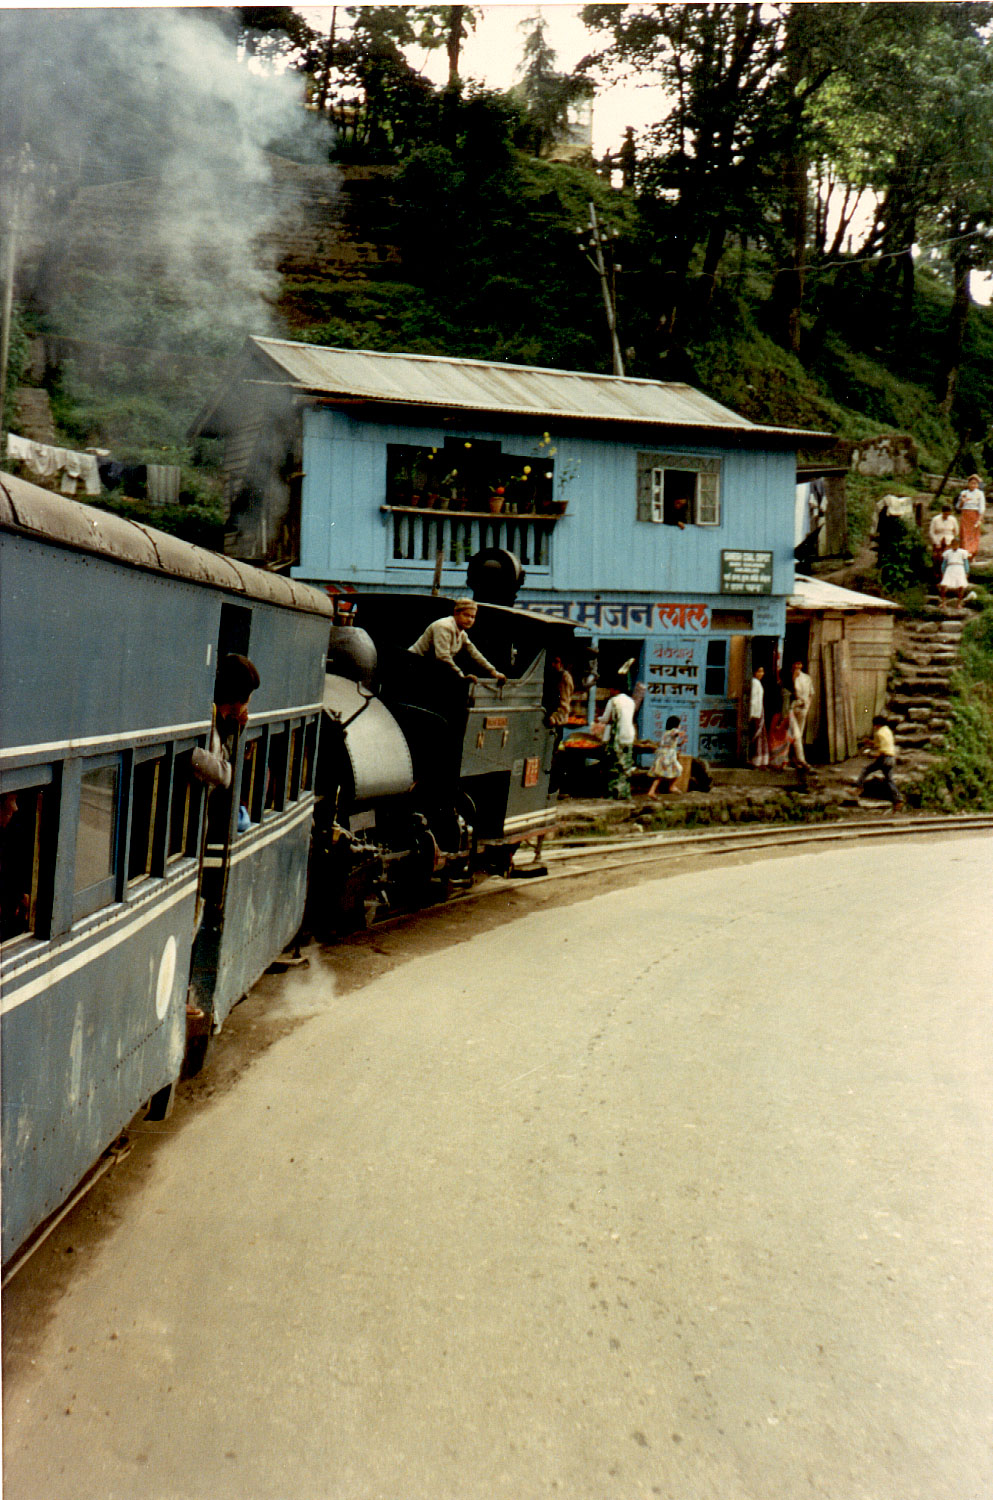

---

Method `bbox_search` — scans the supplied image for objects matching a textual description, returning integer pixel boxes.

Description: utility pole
[582,200,624,377]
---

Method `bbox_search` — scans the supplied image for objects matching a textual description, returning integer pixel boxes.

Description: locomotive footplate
[477,820,557,878]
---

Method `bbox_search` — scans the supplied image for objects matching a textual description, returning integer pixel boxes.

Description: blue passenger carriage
[0,474,332,1265]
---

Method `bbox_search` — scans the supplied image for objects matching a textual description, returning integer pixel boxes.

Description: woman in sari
[956,474,985,557]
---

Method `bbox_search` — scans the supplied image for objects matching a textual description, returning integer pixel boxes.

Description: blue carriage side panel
[0,536,214,1262]
[0,477,333,1264]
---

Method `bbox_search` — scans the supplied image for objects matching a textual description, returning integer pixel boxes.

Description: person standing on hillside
[955,474,985,557]
[929,502,959,574]
[938,541,970,608]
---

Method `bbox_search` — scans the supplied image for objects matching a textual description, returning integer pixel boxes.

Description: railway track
[512,811,993,883]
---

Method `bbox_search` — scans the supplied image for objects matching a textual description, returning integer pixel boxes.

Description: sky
[303,3,665,156]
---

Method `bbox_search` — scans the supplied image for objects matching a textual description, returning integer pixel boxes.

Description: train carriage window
[167,747,203,862]
[73,761,119,918]
[1,780,51,944]
[287,725,302,803]
[239,730,266,829]
[264,726,289,815]
[300,718,318,794]
[128,752,167,884]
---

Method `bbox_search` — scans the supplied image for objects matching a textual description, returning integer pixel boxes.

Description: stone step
[889,683,954,700]
[901,653,960,665]
[891,705,951,721]
[902,629,964,644]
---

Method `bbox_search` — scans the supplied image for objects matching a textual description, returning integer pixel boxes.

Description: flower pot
[488,494,505,514]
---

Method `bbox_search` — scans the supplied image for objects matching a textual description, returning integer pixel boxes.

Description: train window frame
[166,741,204,865]
[0,766,55,947]
[263,724,290,817]
[300,717,319,795]
[239,727,267,832]
[286,722,303,803]
[127,745,169,888]
[72,755,121,921]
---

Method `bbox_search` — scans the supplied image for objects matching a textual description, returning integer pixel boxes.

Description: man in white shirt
[597,685,637,798]
[597,687,636,746]
[408,599,506,684]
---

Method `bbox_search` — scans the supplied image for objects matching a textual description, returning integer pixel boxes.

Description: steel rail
[526,813,993,883]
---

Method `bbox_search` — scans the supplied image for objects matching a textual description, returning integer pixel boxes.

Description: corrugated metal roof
[0,471,334,618]
[790,573,900,612]
[249,337,828,444]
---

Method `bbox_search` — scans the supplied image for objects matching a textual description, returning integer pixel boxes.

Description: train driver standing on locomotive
[408,598,506,686]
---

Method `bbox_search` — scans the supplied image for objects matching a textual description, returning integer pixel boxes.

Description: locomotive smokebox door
[466,549,525,606]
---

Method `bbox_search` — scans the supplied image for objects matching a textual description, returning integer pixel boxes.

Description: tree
[515,13,592,159]
[581,4,785,348]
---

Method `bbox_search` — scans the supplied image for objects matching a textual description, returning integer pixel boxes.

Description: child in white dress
[647,715,684,796]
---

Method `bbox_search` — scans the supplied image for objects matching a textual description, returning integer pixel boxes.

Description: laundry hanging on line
[6,432,102,495]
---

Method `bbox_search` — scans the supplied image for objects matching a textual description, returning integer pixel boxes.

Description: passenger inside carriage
[0,792,32,942]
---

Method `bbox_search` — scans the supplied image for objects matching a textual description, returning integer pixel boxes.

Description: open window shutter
[636,456,654,522]
[696,464,720,525]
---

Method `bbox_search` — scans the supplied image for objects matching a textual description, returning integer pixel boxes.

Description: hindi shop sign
[720,550,773,596]
[518,599,710,632]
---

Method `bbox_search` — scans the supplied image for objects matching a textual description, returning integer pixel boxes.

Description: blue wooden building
[196,339,829,762]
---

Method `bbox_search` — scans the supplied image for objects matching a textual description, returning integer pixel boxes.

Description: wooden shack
[786,575,899,761]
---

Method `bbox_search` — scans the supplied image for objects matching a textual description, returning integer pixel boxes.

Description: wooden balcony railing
[384,506,559,572]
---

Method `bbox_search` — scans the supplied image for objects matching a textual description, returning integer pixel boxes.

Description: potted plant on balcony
[487,486,506,514]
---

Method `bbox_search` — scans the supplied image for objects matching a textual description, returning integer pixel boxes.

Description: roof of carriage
[0,470,333,616]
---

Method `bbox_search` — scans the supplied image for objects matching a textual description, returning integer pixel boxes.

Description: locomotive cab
[310,588,587,932]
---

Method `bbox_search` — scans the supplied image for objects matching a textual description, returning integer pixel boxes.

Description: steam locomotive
[310,585,592,933]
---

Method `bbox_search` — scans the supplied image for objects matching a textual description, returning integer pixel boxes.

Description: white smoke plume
[0,7,329,362]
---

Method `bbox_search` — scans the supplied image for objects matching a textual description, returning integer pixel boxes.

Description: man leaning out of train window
[191,654,261,790]
[408,599,506,685]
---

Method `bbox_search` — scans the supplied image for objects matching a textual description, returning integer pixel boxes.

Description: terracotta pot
[488,494,505,514]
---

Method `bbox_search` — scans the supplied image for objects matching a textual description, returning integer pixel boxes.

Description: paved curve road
[4,836,992,1500]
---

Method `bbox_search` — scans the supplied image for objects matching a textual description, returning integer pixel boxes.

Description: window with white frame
[637,453,721,527]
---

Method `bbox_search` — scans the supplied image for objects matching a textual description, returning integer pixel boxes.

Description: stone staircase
[886,610,965,759]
